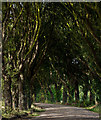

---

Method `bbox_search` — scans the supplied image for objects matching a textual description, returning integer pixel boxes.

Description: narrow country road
[29,103,99,120]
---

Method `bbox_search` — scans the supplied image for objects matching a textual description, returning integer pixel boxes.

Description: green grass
[2,104,45,119]
[85,104,100,113]
[2,109,30,119]
[62,101,100,114]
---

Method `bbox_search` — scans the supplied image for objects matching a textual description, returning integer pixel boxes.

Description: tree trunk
[63,85,67,104]
[19,74,24,110]
[90,89,95,105]
[68,87,74,103]
[27,89,31,109]
[12,85,19,110]
[15,86,19,109]
[75,81,79,103]
[23,84,27,110]
[4,76,12,112]
[83,88,88,101]
[89,80,95,105]
[55,83,62,102]
[48,86,55,102]
[34,93,37,102]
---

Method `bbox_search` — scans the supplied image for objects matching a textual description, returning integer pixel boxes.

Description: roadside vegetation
[86,104,100,113]
[2,104,45,119]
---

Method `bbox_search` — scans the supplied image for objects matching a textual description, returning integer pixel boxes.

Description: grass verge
[85,104,101,113]
[2,104,45,119]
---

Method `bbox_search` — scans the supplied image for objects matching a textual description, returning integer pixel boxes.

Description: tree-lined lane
[2,2,101,115]
[33,103,99,120]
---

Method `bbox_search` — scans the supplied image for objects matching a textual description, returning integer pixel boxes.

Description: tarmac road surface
[29,103,99,120]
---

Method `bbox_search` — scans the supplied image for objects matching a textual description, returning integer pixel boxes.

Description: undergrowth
[2,104,45,119]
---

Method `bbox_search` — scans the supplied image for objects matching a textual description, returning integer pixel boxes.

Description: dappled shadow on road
[22,116,99,120]
[24,103,99,120]
[21,117,33,119]
[34,113,99,120]
[34,117,99,120]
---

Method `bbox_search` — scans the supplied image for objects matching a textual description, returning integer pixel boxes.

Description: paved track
[30,103,99,120]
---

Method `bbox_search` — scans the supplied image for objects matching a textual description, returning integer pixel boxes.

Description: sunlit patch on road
[33,103,99,120]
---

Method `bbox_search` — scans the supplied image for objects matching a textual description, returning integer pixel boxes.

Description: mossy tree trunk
[63,85,67,104]
[4,76,12,112]
[75,81,79,103]
[55,83,62,102]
